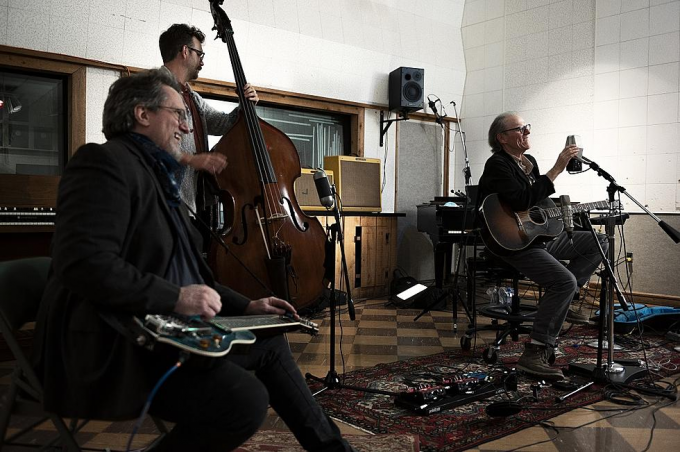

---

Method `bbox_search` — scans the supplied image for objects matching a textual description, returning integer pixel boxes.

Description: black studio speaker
[388,67,424,114]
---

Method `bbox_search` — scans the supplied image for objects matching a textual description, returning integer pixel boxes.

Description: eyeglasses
[186,46,205,61]
[157,106,189,125]
[501,124,531,134]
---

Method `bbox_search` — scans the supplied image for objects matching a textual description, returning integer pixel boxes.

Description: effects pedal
[398,385,447,403]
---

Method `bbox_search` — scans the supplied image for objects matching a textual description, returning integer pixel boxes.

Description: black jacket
[32,136,250,420]
[478,150,555,212]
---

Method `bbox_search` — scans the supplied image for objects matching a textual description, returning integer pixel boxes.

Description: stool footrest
[477,304,537,321]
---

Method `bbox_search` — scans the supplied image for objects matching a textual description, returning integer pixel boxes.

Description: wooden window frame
[0,45,89,207]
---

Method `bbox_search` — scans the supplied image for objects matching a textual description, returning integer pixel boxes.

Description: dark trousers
[149,335,352,451]
[499,231,608,346]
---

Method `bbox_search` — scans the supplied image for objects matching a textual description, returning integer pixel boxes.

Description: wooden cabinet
[315,213,400,300]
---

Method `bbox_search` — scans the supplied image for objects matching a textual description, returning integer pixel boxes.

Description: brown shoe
[516,343,564,381]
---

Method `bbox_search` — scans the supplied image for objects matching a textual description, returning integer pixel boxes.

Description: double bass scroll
[207,1,328,310]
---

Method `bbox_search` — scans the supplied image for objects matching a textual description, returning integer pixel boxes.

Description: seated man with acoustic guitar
[477,112,608,381]
[32,69,355,452]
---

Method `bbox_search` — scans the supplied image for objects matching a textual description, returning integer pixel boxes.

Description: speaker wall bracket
[380,110,409,147]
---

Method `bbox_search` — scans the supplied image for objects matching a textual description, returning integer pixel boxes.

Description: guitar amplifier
[323,156,382,212]
[294,168,334,211]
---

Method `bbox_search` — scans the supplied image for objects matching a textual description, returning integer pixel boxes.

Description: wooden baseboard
[515,281,680,308]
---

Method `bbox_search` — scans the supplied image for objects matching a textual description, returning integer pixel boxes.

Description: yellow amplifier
[323,156,381,212]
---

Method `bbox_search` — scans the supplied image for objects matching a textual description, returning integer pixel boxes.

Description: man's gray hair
[102,69,180,140]
[488,111,517,153]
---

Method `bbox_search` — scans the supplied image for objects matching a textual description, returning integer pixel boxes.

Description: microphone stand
[580,157,680,244]
[440,101,476,330]
[413,102,476,329]
[567,156,679,384]
[305,186,392,398]
[449,101,477,329]
[451,101,471,186]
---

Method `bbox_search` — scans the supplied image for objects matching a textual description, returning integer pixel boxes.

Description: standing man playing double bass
[159,23,259,214]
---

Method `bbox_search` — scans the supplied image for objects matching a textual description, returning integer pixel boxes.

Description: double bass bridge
[259,212,290,225]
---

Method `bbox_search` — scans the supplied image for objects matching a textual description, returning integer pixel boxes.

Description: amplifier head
[295,169,334,211]
[323,156,381,212]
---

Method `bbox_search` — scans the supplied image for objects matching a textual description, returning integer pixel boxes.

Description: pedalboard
[395,369,516,415]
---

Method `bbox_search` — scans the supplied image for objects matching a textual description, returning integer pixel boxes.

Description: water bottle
[486,286,499,305]
[499,287,513,306]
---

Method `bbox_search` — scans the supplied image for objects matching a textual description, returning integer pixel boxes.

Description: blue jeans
[499,230,608,346]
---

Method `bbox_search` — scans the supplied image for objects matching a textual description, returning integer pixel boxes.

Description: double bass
[207,1,327,310]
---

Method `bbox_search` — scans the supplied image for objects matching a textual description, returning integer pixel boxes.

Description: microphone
[428,100,442,125]
[560,195,574,241]
[313,169,334,209]
[565,135,584,172]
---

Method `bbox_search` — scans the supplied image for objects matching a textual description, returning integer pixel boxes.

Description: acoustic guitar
[479,194,611,255]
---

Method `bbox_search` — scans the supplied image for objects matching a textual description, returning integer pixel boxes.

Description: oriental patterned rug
[236,431,419,452]
[308,327,680,452]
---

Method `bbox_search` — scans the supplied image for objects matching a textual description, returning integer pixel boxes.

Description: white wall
[458,0,680,213]
[0,0,468,213]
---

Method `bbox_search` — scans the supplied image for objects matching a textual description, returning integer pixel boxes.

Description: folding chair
[0,256,90,450]
[0,257,169,451]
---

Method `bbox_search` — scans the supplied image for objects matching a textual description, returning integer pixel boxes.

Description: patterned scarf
[129,133,183,208]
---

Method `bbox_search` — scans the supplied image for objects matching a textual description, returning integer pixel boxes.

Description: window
[204,98,350,169]
[0,70,66,176]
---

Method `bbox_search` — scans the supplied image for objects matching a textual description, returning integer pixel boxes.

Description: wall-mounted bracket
[380,111,409,147]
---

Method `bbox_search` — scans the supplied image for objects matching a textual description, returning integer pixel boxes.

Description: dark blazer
[32,136,250,420]
[478,150,555,212]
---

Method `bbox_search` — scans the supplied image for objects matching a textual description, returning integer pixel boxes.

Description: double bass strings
[224,29,288,239]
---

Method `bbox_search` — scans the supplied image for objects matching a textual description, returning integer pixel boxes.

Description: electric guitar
[129,314,256,358]
[104,313,318,358]
[478,194,611,255]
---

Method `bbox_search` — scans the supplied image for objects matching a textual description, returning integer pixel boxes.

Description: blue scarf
[129,133,183,208]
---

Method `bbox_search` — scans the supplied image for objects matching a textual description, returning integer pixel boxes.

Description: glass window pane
[0,70,65,176]
[204,97,349,169]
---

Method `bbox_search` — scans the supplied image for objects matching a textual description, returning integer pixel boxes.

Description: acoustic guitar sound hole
[528,207,546,225]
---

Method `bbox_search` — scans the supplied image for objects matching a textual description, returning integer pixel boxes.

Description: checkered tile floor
[2,298,679,451]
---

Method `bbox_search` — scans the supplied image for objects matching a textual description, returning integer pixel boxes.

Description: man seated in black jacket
[32,69,354,452]
[477,112,608,381]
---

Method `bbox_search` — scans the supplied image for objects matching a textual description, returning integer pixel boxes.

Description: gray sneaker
[566,305,592,324]
[516,343,564,381]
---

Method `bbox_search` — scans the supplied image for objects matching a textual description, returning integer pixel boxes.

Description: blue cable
[125,353,188,452]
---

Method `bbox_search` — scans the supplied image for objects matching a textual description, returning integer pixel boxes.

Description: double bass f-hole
[280,195,309,232]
